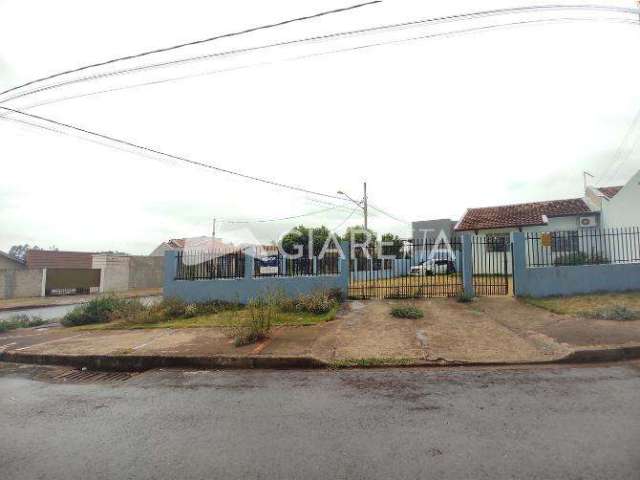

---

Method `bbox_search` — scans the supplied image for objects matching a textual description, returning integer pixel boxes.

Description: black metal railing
[253,252,340,277]
[348,237,463,299]
[176,250,245,280]
[526,227,640,267]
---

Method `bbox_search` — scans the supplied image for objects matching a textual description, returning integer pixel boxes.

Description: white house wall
[601,170,640,228]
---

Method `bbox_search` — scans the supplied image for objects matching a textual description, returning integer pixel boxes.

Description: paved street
[1,362,639,480]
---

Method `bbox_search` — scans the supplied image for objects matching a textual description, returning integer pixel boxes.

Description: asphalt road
[1,362,639,480]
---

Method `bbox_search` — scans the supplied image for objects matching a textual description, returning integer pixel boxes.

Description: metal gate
[471,236,511,296]
[348,238,463,299]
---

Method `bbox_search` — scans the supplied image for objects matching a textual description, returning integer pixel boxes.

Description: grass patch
[580,305,640,321]
[522,292,640,317]
[330,357,415,368]
[70,290,342,335]
[0,314,49,333]
[390,305,424,319]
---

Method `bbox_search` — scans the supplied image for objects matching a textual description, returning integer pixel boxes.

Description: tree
[8,244,40,261]
[280,225,341,257]
[381,233,403,258]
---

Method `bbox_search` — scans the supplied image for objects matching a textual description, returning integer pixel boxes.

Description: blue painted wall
[164,244,349,304]
[511,232,640,297]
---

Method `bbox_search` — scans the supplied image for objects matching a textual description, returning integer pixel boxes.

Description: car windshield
[429,250,453,260]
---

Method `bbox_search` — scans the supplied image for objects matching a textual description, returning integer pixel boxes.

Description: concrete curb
[2,345,640,372]
[0,352,327,371]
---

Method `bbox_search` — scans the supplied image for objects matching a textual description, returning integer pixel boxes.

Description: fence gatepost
[461,234,475,297]
[340,241,350,296]
[510,232,526,297]
[244,246,255,279]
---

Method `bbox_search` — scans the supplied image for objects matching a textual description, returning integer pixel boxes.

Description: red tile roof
[455,198,591,231]
[597,185,623,199]
[26,250,95,269]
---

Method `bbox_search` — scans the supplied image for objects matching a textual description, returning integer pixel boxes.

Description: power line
[3,17,637,129]
[368,203,411,225]
[218,205,345,224]
[0,105,347,201]
[596,105,640,185]
[2,4,636,105]
[0,1,382,99]
[331,207,360,232]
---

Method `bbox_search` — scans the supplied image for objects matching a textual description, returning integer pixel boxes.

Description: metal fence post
[462,234,475,297]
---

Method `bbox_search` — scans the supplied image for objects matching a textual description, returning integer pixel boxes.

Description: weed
[61,296,135,327]
[390,305,424,319]
[580,305,640,321]
[0,314,48,333]
[231,299,275,346]
[456,292,475,303]
[330,357,414,368]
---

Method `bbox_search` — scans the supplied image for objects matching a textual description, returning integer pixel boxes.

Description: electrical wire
[1,4,636,105]
[331,207,360,232]
[0,1,382,98]
[3,16,637,125]
[596,105,640,185]
[368,203,411,225]
[0,105,347,201]
[218,205,345,224]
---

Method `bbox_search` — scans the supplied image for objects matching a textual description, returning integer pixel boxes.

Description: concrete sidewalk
[0,288,162,311]
[1,297,639,370]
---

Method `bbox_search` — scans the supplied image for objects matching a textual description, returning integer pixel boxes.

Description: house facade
[455,170,640,237]
[449,170,640,272]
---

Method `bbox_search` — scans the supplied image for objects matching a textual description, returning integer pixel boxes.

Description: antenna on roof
[583,171,595,189]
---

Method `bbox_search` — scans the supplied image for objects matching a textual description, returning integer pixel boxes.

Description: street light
[337,182,368,231]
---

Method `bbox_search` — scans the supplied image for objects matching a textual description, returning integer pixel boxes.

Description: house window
[551,231,579,252]
[486,234,509,253]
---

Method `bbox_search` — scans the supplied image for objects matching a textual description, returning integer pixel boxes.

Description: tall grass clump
[390,305,424,319]
[580,305,640,321]
[61,296,137,327]
[232,298,276,346]
[0,314,48,333]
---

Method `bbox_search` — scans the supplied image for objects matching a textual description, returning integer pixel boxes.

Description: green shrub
[295,291,335,314]
[0,315,48,333]
[457,292,475,303]
[232,299,275,346]
[554,253,609,266]
[157,298,187,318]
[390,305,424,319]
[581,305,640,321]
[61,296,133,326]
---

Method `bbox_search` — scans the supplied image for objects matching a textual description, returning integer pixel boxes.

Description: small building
[454,170,640,237]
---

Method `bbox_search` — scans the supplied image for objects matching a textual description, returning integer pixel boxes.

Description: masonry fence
[165,243,349,304]
[513,227,640,297]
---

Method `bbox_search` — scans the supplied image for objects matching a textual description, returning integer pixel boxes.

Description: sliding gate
[348,238,463,299]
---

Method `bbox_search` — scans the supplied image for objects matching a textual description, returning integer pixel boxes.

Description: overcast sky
[1,0,639,254]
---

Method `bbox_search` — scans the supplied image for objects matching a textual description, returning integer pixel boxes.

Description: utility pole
[363,181,368,232]
[337,181,369,231]
[212,218,216,239]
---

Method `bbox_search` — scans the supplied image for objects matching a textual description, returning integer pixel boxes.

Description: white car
[410,250,457,275]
